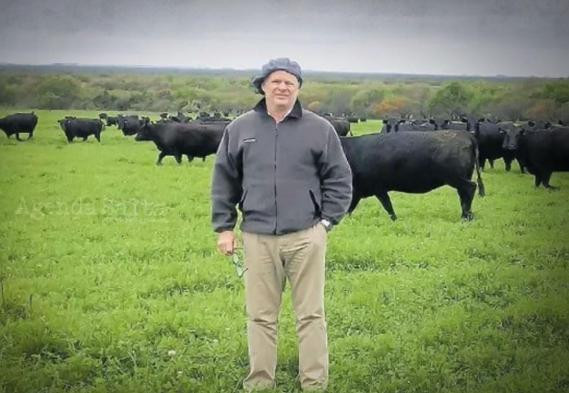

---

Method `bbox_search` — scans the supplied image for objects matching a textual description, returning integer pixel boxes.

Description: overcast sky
[1,0,568,77]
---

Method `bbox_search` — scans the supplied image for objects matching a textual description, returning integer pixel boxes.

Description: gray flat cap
[252,57,303,94]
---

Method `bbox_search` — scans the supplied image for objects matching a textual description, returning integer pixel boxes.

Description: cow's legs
[174,154,182,164]
[83,136,88,141]
[488,159,495,169]
[541,172,559,190]
[375,192,397,221]
[504,157,512,171]
[95,133,101,142]
[534,174,542,187]
[518,159,525,174]
[187,155,194,163]
[455,180,476,220]
[478,156,484,170]
[156,151,167,165]
[16,133,22,141]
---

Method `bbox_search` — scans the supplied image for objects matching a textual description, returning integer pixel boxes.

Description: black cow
[382,118,438,133]
[502,126,569,189]
[107,116,120,126]
[439,119,468,131]
[549,123,568,132]
[347,116,359,123]
[0,112,38,140]
[380,118,400,133]
[58,118,105,142]
[134,120,225,165]
[99,113,121,127]
[168,112,192,123]
[197,111,213,121]
[470,120,521,172]
[322,114,351,136]
[397,119,437,132]
[117,115,145,136]
[340,130,485,220]
[193,119,231,128]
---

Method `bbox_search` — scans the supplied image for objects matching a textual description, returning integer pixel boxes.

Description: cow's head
[438,119,451,129]
[501,123,525,151]
[57,119,67,131]
[381,118,396,133]
[134,118,153,141]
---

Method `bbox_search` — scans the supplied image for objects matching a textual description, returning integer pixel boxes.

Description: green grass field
[1,110,568,393]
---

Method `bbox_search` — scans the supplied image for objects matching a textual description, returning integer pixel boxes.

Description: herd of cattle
[1,110,568,221]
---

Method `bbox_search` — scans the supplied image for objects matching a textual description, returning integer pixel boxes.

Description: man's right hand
[217,230,237,256]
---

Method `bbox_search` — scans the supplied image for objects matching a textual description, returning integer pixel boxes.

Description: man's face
[261,70,300,109]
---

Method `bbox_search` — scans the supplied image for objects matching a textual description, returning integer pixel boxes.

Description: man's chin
[274,97,291,105]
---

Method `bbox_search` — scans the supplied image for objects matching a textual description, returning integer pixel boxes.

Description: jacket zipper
[273,123,278,234]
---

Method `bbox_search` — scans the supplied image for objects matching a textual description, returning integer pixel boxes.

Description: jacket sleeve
[211,127,242,232]
[319,128,353,226]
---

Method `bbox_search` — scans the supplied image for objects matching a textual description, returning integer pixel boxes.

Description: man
[211,58,352,391]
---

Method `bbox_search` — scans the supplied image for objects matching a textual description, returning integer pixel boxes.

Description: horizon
[1,62,563,80]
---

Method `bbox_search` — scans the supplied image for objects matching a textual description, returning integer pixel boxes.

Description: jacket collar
[253,98,303,120]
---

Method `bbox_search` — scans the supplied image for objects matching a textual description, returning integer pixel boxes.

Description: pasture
[1,110,568,393]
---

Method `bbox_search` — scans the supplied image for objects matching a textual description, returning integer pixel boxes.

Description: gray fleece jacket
[211,98,352,235]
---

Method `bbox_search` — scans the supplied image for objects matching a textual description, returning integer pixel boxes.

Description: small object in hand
[231,251,248,278]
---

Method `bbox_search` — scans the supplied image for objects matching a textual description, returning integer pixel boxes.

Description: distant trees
[0,69,567,122]
[540,82,569,104]
[373,98,409,118]
[0,83,16,105]
[35,76,81,109]
[429,82,471,118]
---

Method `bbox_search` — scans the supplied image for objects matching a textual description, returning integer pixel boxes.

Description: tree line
[0,66,568,122]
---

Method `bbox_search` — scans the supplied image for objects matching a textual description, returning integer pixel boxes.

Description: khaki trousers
[242,223,328,391]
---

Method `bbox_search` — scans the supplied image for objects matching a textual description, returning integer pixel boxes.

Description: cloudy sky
[1,0,568,77]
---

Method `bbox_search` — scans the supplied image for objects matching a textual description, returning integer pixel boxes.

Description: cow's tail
[474,143,485,197]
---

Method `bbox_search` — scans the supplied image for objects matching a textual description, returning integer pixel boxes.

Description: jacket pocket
[309,189,321,217]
